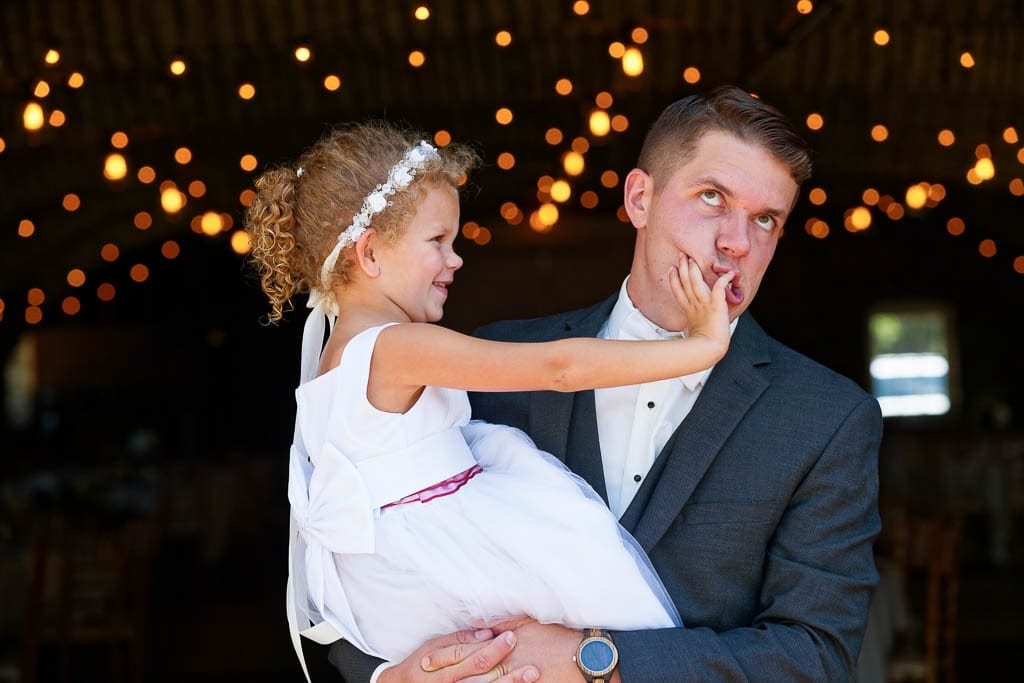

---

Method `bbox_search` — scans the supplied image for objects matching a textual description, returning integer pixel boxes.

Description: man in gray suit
[329,85,882,682]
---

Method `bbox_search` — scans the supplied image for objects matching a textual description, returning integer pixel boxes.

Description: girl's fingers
[669,264,687,305]
[711,271,735,299]
[687,258,713,299]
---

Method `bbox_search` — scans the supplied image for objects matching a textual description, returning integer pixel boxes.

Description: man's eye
[754,215,776,231]
[700,190,722,207]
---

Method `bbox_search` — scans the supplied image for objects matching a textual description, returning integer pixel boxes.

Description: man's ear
[354,229,380,278]
[623,168,652,230]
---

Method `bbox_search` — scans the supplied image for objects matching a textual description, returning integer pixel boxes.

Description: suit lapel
[630,316,772,552]
[528,295,616,478]
[564,390,608,503]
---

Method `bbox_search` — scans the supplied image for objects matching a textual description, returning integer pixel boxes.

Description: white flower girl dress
[286,322,680,677]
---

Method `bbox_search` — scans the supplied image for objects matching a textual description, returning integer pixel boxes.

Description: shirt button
[647,401,655,409]
[633,474,642,483]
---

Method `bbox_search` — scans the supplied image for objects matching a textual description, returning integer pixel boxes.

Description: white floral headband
[316,141,440,292]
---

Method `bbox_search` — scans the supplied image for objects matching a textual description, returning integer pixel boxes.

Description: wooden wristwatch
[573,628,618,683]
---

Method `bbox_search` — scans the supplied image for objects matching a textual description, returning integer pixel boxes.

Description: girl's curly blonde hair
[244,121,479,323]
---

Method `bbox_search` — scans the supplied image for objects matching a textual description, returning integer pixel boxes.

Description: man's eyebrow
[690,176,790,219]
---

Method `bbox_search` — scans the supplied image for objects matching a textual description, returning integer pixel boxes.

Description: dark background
[1,1,1022,681]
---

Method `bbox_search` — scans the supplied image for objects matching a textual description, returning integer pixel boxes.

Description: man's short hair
[637,86,812,193]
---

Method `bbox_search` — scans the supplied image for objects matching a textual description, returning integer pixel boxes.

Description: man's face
[624,130,800,331]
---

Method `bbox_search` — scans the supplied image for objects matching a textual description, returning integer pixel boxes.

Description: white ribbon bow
[288,442,376,615]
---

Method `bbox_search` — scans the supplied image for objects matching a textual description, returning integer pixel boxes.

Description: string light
[104,153,128,180]
[621,47,644,76]
[600,170,619,188]
[550,180,571,203]
[130,264,150,282]
[563,151,585,176]
[6,18,1023,334]
[23,102,44,131]
[62,297,80,315]
[231,231,252,254]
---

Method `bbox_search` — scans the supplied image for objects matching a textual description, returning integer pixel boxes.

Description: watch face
[580,639,616,674]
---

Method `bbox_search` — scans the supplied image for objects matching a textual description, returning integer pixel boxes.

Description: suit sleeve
[612,395,883,682]
[328,639,386,683]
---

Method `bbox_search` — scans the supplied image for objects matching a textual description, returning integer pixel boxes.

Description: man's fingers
[490,665,540,683]
[422,631,518,676]
[486,616,535,634]
[464,664,539,683]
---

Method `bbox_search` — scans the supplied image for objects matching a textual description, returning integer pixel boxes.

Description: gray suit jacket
[329,297,882,682]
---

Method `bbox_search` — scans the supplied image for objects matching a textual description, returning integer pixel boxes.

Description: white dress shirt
[596,278,738,519]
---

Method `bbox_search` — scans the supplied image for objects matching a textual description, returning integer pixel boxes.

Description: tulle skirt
[332,421,681,662]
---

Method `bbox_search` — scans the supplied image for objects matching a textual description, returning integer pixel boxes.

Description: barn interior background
[1,1,1022,681]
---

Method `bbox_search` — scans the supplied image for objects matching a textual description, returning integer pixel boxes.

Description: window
[4,333,38,428]
[868,304,958,418]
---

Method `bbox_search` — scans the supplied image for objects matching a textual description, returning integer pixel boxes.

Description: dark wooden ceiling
[1,0,1023,327]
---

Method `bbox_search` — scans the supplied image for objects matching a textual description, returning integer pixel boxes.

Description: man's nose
[716,212,751,257]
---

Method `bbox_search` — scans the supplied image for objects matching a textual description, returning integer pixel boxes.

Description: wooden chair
[884,508,963,683]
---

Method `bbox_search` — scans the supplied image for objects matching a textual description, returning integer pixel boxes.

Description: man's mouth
[725,278,743,306]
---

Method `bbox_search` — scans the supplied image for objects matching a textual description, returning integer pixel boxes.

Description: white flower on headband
[315,140,441,299]
[365,193,387,213]
[296,167,305,177]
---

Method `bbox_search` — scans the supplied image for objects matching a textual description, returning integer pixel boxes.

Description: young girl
[245,122,734,680]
